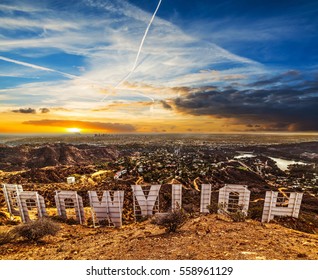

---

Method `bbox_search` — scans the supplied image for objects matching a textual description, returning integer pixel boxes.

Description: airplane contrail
[101,0,162,102]
[114,0,162,87]
[1,0,163,104]
[0,55,155,102]
[0,55,79,80]
[0,55,121,91]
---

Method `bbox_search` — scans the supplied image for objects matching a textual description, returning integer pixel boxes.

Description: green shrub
[227,209,246,222]
[12,218,60,242]
[247,204,264,221]
[218,203,246,222]
[152,208,188,233]
[206,201,219,214]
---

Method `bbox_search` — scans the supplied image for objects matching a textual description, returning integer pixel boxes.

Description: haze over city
[0,0,317,134]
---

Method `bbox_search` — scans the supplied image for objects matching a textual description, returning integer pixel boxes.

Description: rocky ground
[1,213,318,260]
[1,138,318,260]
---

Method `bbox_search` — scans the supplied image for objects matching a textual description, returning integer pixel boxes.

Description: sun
[66,127,82,133]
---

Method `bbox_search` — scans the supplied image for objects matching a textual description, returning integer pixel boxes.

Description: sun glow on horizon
[66,127,82,133]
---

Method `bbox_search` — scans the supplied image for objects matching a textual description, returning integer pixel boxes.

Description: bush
[218,203,246,222]
[247,205,264,221]
[0,211,7,218]
[12,218,60,242]
[152,208,188,233]
[136,215,149,223]
[0,231,16,245]
[227,209,246,222]
[0,211,19,226]
[206,201,219,214]
[274,215,316,234]
[0,211,8,225]
[299,212,318,229]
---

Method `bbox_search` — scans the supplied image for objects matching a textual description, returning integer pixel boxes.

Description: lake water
[235,153,307,171]
[234,154,256,159]
[268,157,307,171]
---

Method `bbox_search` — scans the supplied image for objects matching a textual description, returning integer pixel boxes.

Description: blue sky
[0,0,317,133]
[135,0,318,66]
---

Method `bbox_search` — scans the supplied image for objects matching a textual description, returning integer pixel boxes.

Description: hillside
[1,214,318,260]
[1,138,318,260]
[0,144,119,171]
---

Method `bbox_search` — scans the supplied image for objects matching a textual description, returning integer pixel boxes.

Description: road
[193,177,200,192]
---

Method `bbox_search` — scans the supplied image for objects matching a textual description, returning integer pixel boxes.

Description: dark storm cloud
[172,83,318,131]
[12,108,36,114]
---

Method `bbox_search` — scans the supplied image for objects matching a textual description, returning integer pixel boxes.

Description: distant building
[114,170,127,180]
[67,177,75,184]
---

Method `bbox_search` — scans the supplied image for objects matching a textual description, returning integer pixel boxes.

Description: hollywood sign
[1,183,303,227]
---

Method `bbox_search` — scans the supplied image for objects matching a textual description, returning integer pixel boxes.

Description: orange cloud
[23,119,136,132]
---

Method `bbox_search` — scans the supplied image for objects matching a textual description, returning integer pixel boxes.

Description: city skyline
[0,0,318,134]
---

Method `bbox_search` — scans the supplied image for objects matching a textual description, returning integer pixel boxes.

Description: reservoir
[235,153,307,171]
[268,157,307,171]
[234,154,256,159]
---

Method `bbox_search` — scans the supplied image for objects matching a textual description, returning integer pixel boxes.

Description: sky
[0,0,318,134]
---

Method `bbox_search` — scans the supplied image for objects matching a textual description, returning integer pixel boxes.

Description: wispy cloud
[0,0,262,89]
[0,3,47,13]
[0,17,80,32]
[1,0,315,132]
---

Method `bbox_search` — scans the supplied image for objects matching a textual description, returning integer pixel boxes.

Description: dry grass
[152,209,188,232]
[11,218,60,242]
[0,230,16,245]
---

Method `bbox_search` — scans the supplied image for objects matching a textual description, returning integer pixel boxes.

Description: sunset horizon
[1,131,318,136]
[1,0,317,134]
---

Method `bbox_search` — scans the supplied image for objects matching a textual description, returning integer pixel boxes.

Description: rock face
[0,144,118,171]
